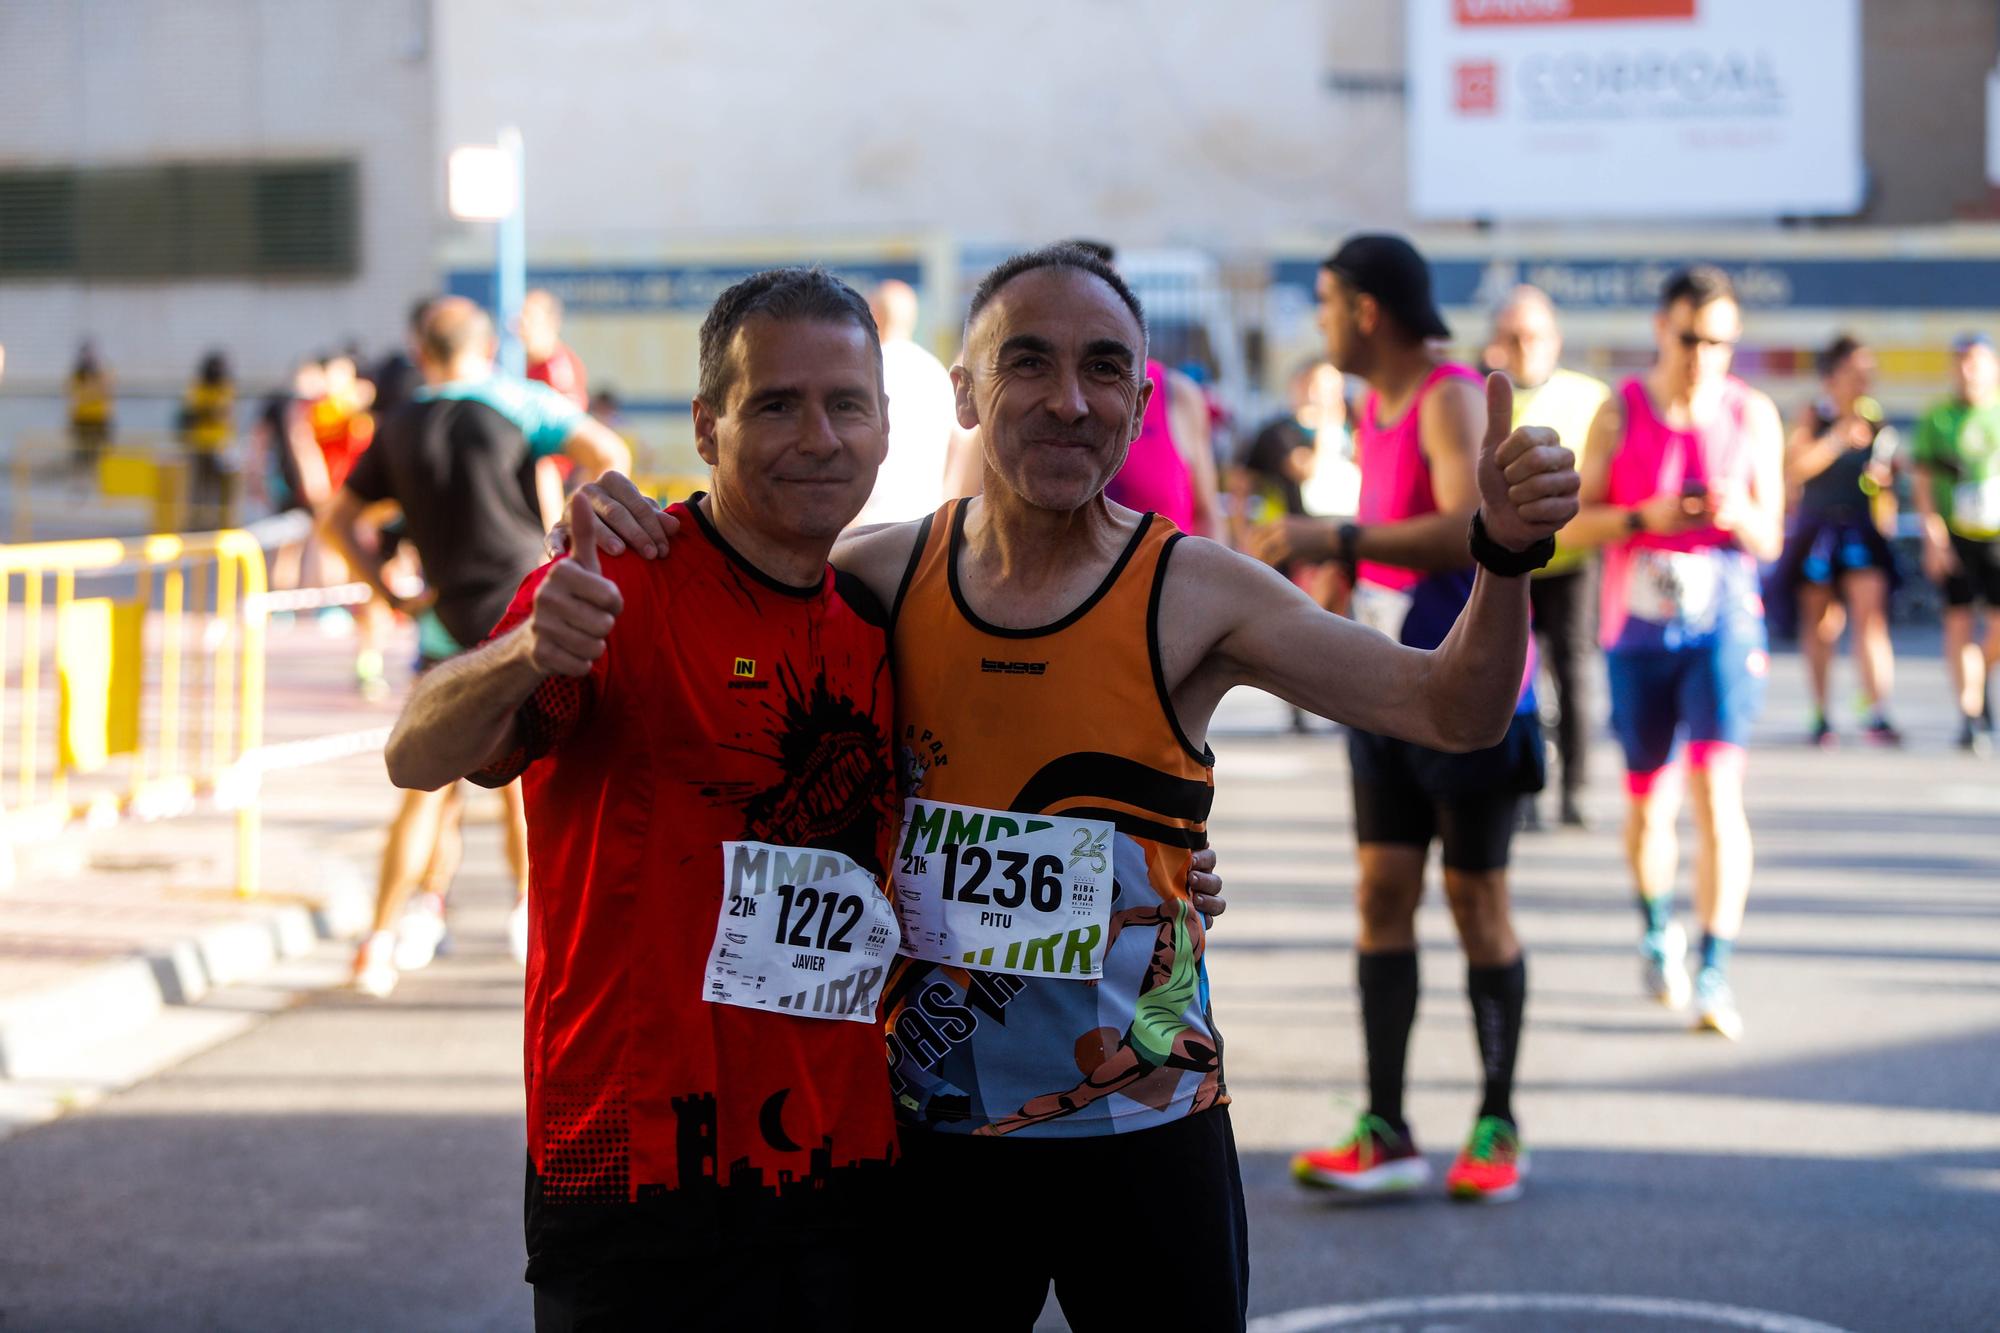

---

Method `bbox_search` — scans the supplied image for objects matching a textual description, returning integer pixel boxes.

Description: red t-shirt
[527,345,588,484]
[479,496,900,1275]
[526,343,589,409]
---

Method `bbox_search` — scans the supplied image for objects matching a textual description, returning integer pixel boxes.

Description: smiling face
[955,266,1151,513]
[695,315,886,543]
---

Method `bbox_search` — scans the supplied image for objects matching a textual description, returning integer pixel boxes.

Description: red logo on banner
[1455,61,1500,114]
[1453,0,1695,23]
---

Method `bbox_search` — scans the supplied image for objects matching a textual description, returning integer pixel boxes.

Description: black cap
[1322,234,1451,341]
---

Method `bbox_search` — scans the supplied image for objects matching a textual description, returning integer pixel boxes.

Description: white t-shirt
[854,339,958,527]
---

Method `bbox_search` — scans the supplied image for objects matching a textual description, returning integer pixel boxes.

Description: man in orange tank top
[571,244,1578,1330]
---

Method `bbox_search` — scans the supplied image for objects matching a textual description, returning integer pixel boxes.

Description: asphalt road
[1,638,1995,1332]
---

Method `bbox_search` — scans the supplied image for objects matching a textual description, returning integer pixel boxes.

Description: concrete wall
[0,0,437,402]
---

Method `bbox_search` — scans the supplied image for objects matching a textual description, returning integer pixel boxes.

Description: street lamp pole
[447,130,527,373]
[496,125,526,377]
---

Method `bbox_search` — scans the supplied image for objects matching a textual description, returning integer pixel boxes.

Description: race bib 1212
[703,841,900,1024]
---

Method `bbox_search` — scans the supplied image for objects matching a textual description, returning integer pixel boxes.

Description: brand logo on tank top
[728,656,767,690]
[979,658,1047,676]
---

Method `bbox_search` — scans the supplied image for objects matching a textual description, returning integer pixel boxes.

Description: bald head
[418,297,496,380]
[1487,285,1563,390]
[869,280,920,344]
[520,288,563,360]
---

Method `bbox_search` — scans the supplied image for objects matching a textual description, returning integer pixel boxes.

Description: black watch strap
[1468,510,1555,577]
[1336,522,1361,569]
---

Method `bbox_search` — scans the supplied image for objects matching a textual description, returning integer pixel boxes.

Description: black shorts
[1779,512,1898,590]
[896,1106,1250,1332]
[531,1227,878,1332]
[1945,534,2000,608]
[1349,711,1544,872]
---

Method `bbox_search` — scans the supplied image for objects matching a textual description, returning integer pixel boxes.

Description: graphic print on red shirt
[479,496,900,1271]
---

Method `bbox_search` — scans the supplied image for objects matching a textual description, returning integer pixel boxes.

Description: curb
[0,860,374,1082]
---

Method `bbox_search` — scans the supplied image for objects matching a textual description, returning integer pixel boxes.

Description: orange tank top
[881,499,1223,1139]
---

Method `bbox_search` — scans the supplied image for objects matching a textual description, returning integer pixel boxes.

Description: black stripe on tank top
[1148,532,1218,767]
[888,511,937,631]
[945,503,1154,640]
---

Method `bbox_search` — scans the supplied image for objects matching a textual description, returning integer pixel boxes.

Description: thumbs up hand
[524,490,625,677]
[1476,372,1579,553]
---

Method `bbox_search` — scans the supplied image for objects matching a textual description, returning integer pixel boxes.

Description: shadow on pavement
[0,1111,529,1333]
[1242,1143,2000,1332]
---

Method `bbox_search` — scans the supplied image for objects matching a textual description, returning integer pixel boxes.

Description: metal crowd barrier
[0,525,268,895]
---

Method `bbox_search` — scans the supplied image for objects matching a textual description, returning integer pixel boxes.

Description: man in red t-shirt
[521,288,589,409]
[522,288,590,513]
[386,270,900,1329]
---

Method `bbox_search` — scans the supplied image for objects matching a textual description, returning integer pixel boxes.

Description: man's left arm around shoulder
[386,494,623,791]
[1189,374,1577,751]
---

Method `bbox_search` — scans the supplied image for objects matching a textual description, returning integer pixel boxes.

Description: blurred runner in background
[1485,286,1610,830]
[67,340,114,473]
[1776,333,1902,748]
[1258,234,1543,1205]
[325,297,629,999]
[180,350,237,529]
[1912,331,2000,756]
[1565,266,1784,1042]
[852,279,961,525]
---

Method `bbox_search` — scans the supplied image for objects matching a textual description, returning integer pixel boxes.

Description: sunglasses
[1676,331,1739,350]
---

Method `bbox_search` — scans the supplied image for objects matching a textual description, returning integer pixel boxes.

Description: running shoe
[352,930,399,999]
[1445,1116,1529,1203]
[508,898,530,965]
[1291,1113,1431,1196]
[1641,922,1691,1010]
[1959,719,1994,758]
[1810,717,1837,749]
[394,892,449,972]
[1558,793,1589,830]
[1862,715,1902,747]
[1693,968,1743,1041]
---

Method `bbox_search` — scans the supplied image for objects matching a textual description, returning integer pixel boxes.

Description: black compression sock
[1357,949,1420,1135]
[1468,954,1527,1128]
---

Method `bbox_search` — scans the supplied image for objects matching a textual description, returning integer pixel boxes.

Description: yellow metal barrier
[0,528,267,895]
[6,433,196,542]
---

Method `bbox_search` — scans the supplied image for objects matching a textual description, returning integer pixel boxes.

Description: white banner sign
[1408,0,1862,220]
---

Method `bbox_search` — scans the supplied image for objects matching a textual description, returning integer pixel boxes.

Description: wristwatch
[1335,522,1362,570]
[1624,508,1646,535]
[1468,510,1556,577]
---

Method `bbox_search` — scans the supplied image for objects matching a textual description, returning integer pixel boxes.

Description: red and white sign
[1453,0,1695,25]
[1409,0,1862,220]
[1455,61,1500,114]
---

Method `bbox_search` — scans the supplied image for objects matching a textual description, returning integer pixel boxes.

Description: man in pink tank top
[1563,266,1785,1042]
[1252,234,1542,1205]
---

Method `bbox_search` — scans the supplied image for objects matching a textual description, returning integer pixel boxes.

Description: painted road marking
[1249,1293,1853,1333]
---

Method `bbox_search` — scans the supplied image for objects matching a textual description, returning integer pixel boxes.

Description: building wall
[433,0,1408,254]
[0,0,436,400]
[1858,0,2000,223]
